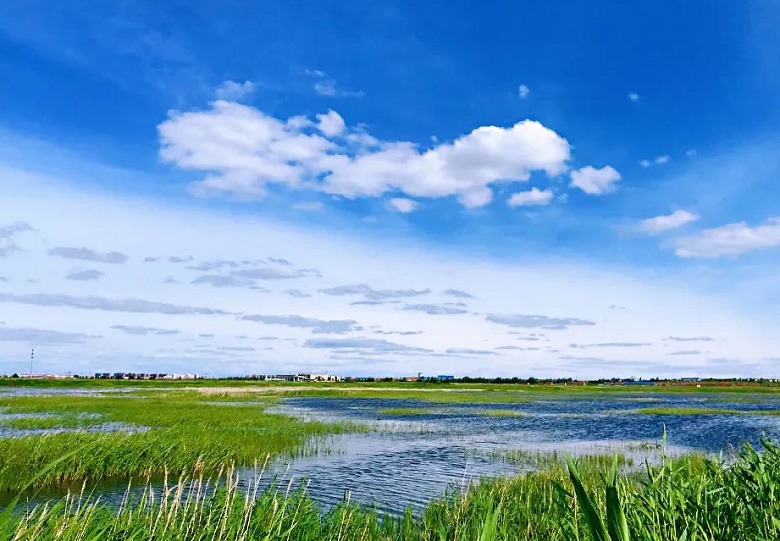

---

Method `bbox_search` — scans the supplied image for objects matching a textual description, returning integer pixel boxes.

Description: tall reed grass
[0,392,362,493]
[3,440,780,540]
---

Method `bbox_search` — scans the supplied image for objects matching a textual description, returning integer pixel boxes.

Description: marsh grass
[477,409,523,418]
[0,413,104,430]
[281,389,536,404]
[0,392,363,493]
[702,396,769,403]
[375,407,522,417]
[376,407,438,416]
[634,406,780,416]
[479,448,636,470]
[3,441,780,540]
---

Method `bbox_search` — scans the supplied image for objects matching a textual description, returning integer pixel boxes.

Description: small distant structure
[94,372,198,380]
[301,373,341,382]
[620,378,656,386]
[261,374,301,382]
[436,375,455,381]
[17,373,73,380]
[402,376,421,382]
[260,373,342,382]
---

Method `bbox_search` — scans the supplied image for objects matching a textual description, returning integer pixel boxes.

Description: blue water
[247,393,780,513]
[4,392,780,515]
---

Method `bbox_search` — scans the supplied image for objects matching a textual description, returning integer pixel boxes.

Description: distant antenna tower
[30,348,34,376]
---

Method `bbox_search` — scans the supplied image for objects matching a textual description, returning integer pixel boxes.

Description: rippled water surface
[5,392,780,515]
[247,394,780,513]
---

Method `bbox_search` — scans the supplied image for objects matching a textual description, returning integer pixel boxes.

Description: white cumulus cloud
[639,210,699,235]
[569,166,621,195]
[508,187,553,207]
[215,80,255,101]
[316,110,346,137]
[158,101,576,208]
[389,198,419,213]
[675,218,780,258]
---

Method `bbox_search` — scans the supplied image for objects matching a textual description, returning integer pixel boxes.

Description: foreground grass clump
[496,448,636,470]
[4,441,780,540]
[0,392,359,492]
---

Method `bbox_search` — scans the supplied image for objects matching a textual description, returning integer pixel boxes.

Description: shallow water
[251,394,780,513]
[4,392,780,515]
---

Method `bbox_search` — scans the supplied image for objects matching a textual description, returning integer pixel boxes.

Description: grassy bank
[0,391,359,492]
[3,441,780,540]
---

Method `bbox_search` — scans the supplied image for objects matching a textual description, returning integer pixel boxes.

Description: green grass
[477,409,524,417]
[703,396,767,403]
[0,391,361,492]
[3,441,780,540]
[485,448,636,469]
[0,413,105,430]
[634,406,780,416]
[376,407,437,415]
[281,388,536,403]
[5,376,780,397]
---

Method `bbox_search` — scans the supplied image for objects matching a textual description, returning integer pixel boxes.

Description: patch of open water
[3,393,780,516]
[249,394,780,513]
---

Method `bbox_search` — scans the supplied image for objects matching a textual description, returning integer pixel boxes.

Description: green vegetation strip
[478,409,523,417]
[0,391,360,492]
[376,407,437,416]
[281,389,535,403]
[634,407,780,416]
[3,442,780,540]
[5,376,780,396]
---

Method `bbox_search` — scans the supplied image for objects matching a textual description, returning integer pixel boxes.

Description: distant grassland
[0,391,360,492]
[3,377,780,395]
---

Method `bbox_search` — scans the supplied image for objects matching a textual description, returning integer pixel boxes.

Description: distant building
[621,379,656,386]
[97,372,184,380]
[437,375,455,381]
[262,374,305,382]
[299,373,342,382]
[260,373,343,382]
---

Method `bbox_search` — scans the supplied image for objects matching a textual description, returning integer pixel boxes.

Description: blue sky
[0,0,779,378]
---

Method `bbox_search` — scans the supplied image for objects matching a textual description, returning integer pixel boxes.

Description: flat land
[2,379,780,539]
